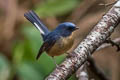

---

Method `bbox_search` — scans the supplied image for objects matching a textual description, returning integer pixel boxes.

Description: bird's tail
[24,10,49,37]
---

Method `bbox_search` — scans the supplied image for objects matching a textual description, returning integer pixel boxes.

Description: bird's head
[55,22,79,37]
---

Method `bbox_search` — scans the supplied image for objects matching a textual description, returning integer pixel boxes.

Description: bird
[24,10,79,65]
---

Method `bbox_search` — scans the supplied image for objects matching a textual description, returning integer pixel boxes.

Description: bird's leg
[51,56,59,67]
[51,57,65,80]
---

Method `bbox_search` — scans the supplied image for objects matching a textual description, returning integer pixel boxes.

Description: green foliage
[17,62,43,80]
[0,54,10,80]
[35,0,80,17]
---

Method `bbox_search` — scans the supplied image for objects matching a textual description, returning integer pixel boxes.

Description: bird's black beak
[74,27,79,30]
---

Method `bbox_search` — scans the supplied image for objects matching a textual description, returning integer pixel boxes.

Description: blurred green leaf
[22,24,43,54]
[17,62,43,80]
[0,54,10,80]
[35,0,80,17]
[69,73,77,80]
[13,41,25,65]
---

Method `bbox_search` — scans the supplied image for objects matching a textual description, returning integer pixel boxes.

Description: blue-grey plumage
[24,11,79,60]
[36,22,79,59]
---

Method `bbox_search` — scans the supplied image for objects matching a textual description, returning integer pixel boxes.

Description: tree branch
[46,0,120,80]
[77,37,120,80]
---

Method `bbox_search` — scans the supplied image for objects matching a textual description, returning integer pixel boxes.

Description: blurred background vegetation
[0,0,120,80]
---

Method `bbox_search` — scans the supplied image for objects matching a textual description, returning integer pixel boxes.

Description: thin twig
[104,38,120,51]
[97,38,120,51]
[99,0,117,7]
[67,0,97,22]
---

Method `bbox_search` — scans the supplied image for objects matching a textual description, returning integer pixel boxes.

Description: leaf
[0,54,10,80]
[22,24,43,54]
[17,62,43,80]
[35,0,80,17]
[69,73,77,80]
[13,41,25,64]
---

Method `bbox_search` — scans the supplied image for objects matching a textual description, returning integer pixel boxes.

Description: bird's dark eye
[68,26,74,30]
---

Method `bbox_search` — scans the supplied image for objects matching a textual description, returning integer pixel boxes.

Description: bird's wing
[36,33,59,60]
